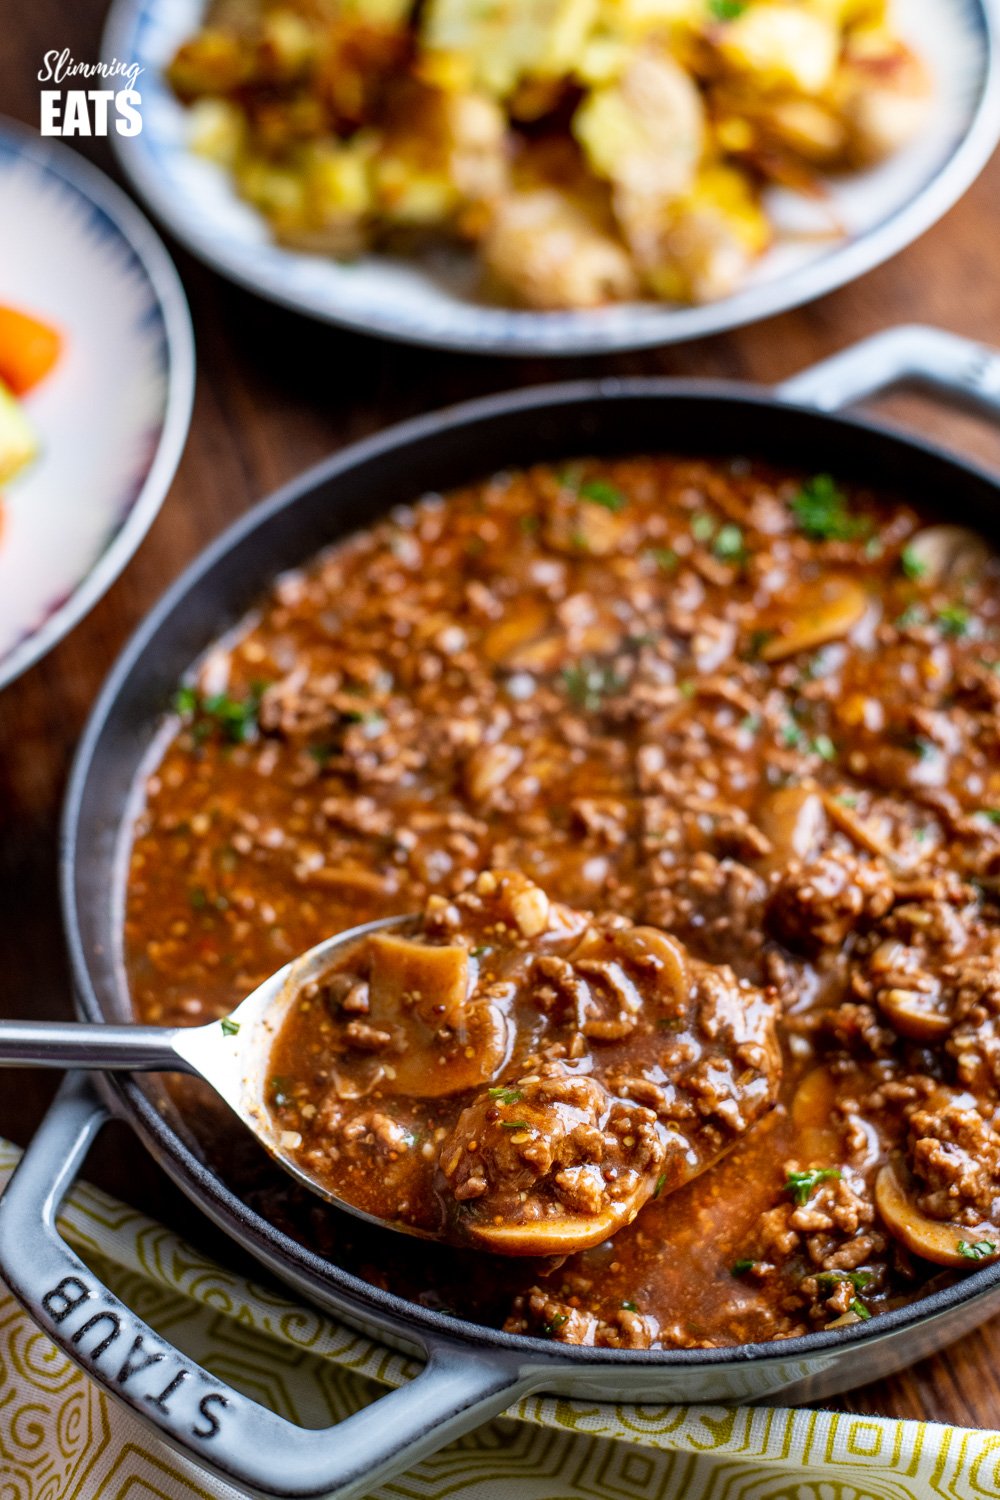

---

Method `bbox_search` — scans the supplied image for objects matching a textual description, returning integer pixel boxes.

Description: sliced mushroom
[876,985,952,1042]
[876,1159,1000,1267]
[568,924,689,1005]
[368,933,472,1030]
[481,598,551,667]
[757,785,826,871]
[513,620,622,670]
[480,596,622,669]
[758,575,869,662]
[466,1196,649,1255]
[865,936,953,1041]
[791,1066,842,1162]
[367,933,510,1097]
[822,791,896,862]
[902,525,991,587]
[464,740,524,802]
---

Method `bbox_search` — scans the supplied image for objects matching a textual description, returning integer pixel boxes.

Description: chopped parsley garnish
[905,735,936,761]
[174,682,267,745]
[957,1238,997,1260]
[747,628,774,659]
[579,478,627,512]
[500,1121,530,1131]
[784,1167,842,1206]
[542,1313,568,1335]
[308,744,334,764]
[562,662,625,711]
[647,546,678,572]
[570,529,589,551]
[621,1299,638,1312]
[811,734,837,762]
[937,604,971,638]
[815,1269,873,1290]
[488,1087,523,1104]
[470,944,493,958]
[220,1017,240,1037]
[519,514,540,535]
[901,544,928,580]
[848,1299,872,1321]
[189,886,227,913]
[781,721,804,749]
[200,689,264,742]
[653,1171,667,1199]
[708,0,747,17]
[269,1076,292,1108]
[802,649,831,682]
[896,603,927,629]
[691,511,716,543]
[558,470,627,512]
[790,475,867,543]
[981,810,1000,825]
[731,1259,756,1274]
[713,524,746,562]
[741,714,761,735]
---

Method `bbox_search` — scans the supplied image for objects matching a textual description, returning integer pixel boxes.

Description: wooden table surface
[5,0,1000,1435]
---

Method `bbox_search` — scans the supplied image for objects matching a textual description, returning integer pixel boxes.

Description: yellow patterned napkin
[3,1136,999,1500]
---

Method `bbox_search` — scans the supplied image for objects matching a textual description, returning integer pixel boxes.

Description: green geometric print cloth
[3,1138,1000,1500]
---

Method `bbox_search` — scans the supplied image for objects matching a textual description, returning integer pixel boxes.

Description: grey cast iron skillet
[4,325,1000,1498]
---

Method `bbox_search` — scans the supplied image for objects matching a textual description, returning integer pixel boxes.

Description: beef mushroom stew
[266,868,780,1252]
[126,456,1000,1349]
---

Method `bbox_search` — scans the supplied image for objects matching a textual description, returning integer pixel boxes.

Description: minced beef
[126,455,1000,1344]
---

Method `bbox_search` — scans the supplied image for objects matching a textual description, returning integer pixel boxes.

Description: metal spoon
[0,913,423,1236]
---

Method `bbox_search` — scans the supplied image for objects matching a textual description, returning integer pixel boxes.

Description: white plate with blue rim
[104,0,1000,357]
[0,119,194,691]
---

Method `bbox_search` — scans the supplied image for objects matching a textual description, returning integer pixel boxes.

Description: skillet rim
[60,373,1000,1367]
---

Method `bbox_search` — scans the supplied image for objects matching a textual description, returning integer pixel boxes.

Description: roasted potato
[482,184,639,308]
[167,0,930,308]
[421,0,600,97]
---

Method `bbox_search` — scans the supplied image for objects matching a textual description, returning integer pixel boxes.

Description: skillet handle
[0,1074,526,1500]
[776,324,1000,414]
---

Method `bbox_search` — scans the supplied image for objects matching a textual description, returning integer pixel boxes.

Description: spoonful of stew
[0,869,781,1255]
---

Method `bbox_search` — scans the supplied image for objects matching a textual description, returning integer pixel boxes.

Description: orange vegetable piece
[0,306,62,395]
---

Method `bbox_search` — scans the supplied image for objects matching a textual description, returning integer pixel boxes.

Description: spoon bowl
[0,913,425,1235]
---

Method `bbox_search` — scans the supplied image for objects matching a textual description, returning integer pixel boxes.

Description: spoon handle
[0,1020,186,1071]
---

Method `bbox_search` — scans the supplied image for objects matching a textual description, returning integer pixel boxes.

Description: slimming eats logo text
[39,49,144,136]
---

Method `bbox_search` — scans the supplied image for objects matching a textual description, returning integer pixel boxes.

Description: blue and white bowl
[104,0,1000,355]
[0,119,194,690]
